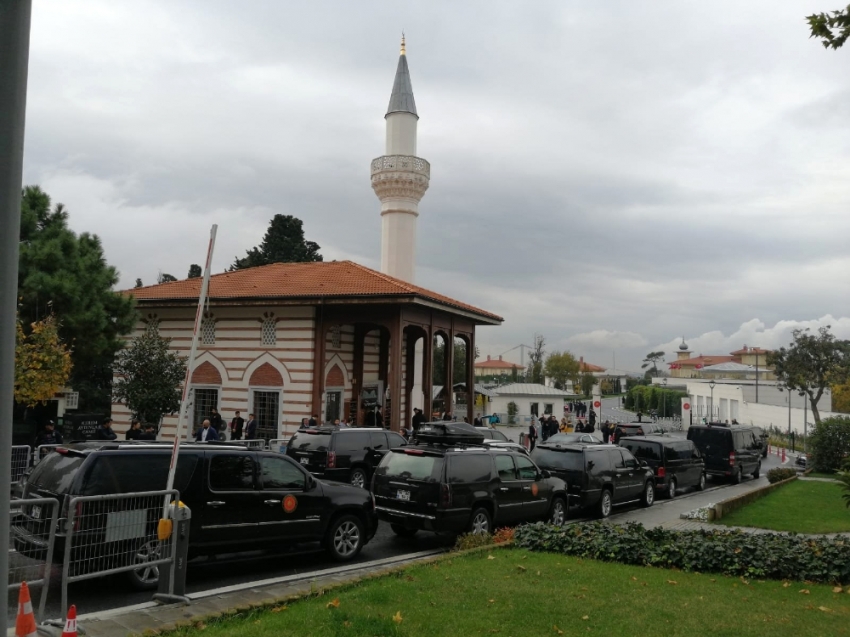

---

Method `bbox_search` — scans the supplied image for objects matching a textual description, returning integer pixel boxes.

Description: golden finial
[400,32,406,55]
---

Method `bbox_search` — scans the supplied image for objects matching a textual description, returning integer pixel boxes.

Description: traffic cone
[61,605,77,637]
[15,582,38,637]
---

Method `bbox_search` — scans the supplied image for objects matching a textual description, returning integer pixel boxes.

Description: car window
[622,441,661,462]
[380,452,444,482]
[386,432,407,448]
[515,455,538,480]
[494,455,517,481]
[83,454,199,495]
[490,430,508,442]
[334,432,371,453]
[260,456,306,489]
[531,448,583,471]
[209,455,256,490]
[622,450,639,469]
[613,450,626,469]
[29,453,85,494]
[478,429,494,439]
[369,432,387,449]
[289,431,331,452]
[586,450,611,473]
[448,455,492,483]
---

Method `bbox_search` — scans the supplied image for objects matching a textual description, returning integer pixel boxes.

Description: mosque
[113,38,503,439]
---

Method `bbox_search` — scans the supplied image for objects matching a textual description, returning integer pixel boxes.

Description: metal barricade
[35,444,61,464]
[11,445,31,484]
[61,490,180,615]
[267,438,290,452]
[8,497,59,620]
[233,439,265,450]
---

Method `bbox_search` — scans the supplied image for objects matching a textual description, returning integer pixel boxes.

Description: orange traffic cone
[61,605,77,637]
[15,581,38,637]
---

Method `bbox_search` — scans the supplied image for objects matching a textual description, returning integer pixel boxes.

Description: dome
[679,338,689,351]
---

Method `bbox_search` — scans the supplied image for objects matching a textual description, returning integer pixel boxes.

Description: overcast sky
[22,1,850,373]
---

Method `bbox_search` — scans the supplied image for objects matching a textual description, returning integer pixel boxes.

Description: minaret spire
[400,32,406,55]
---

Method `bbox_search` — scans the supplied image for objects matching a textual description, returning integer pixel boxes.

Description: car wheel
[733,466,743,484]
[697,472,706,491]
[667,478,677,499]
[641,481,655,507]
[326,514,364,562]
[390,523,417,538]
[548,497,567,526]
[126,539,162,590]
[350,467,368,489]
[468,507,491,535]
[752,462,761,479]
[597,489,612,519]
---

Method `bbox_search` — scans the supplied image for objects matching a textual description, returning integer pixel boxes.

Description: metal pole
[0,0,32,626]
[787,390,791,436]
[755,351,759,403]
[803,393,807,452]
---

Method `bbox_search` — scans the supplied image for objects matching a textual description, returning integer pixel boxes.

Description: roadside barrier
[35,444,61,464]
[11,445,31,484]
[267,438,289,452]
[60,489,180,616]
[8,497,59,621]
[233,439,265,450]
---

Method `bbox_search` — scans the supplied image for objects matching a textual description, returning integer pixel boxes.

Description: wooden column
[404,327,416,431]
[389,314,403,432]
[310,306,326,422]
[445,328,454,418]
[352,325,365,425]
[467,331,475,426]
[423,328,433,422]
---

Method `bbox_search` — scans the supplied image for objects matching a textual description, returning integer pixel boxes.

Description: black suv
[687,423,762,483]
[618,436,706,498]
[752,426,769,458]
[286,427,407,488]
[15,441,377,589]
[613,422,665,443]
[530,443,656,518]
[372,425,568,537]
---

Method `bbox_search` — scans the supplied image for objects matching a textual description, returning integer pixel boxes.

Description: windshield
[531,448,584,472]
[379,452,444,482]
[289,431,332,452]
[29,453,85,494]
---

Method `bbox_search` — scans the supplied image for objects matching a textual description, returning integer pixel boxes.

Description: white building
[487,383,572,418]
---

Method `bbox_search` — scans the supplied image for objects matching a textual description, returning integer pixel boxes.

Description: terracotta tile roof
[579,361,606,373]
[729,346,771,356]
[668,355,737,369]
[474,358,524,370]
[126,261,502,322]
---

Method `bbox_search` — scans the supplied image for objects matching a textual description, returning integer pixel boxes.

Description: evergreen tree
[187,264,202,279]
[231,214,322,270]
[134,278,143,288]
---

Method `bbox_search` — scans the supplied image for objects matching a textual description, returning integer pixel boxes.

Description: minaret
[371,35,430,283]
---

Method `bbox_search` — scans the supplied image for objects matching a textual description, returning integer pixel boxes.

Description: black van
[14,441,378,589]
[286,427,407,488]
[618,436,706,498]
[687,423,762,483]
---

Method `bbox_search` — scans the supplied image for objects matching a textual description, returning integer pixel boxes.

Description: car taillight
[637,429,644,435]
[327,451,336,469]
[729,451,736,466]
[656,466,666,478]
[439,482,452,508]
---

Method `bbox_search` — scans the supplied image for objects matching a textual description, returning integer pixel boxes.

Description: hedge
[766,467,796,484]
[514,521,850,584]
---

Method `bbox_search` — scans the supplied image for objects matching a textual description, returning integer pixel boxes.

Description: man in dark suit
[195,419,219,442]
[411,408,426,432]
[245,413,257,440]
[230,411,245,440]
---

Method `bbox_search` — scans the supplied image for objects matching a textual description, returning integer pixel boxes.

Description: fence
[35,444,61,464]
[232,439,266,450]
[267,438,289,453]
[8,497,59,621]
[61,489,180,615]
[11,445,31,485]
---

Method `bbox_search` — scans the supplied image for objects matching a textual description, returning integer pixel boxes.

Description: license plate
[300,457,309,465]
[30,505,41,520]
[396,489,411,501]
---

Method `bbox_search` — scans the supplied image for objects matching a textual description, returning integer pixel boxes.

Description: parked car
[687,423,761,483]
[547,432,602,445]
[795,453,808,470]
[286,427,407,488]
[530,442,656,518]
[613,422,665,443]
[14,441,378,589]
[618,435,706,498]
[372,423,568,537]
[475,427,511,442]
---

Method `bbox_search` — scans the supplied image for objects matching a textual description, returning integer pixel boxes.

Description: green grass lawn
[717,480,850,534]
[807,472,841,480]
[170,549,850,637]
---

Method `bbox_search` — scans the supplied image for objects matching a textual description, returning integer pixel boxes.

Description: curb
[711,475,797,521]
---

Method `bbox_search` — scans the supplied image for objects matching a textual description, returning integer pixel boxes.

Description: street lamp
[708,381,716,423]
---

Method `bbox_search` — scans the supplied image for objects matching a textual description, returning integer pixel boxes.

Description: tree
[18,186,137,411]
[544,351,580,390]
[807,416,850,473]
[808,5,850,49]
[526,335,546,384]
[134,278,143,288]
[641,351,665,377]
[768,326,850,425]
[157,272,177,284]
[232,214,322,270]
[14,315,72,407]
[432,338,470,386]
[833,381,850,414]
[112,328,187,427]
[187,264,202,279]
[579,372,596,397]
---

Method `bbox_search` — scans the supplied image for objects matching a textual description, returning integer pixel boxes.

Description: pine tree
[231,214,322,270]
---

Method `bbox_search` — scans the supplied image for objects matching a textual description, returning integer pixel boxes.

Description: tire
[732,466,743,484]
[641,481,655,508]
[696,472,706,491]
[548,497,567,526]
[126,539,162,590]
[468,507,492,535]
[666,478,677,499]
[326,514,364,562]
[349,467,368,489]
[752,462,761,479]
[390,523,417,538]
[597,489,612,519]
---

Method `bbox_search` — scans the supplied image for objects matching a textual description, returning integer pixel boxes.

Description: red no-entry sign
[683,402,691,410]
[593,401,601,408]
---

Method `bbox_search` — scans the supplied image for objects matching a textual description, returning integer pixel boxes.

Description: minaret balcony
[371,155,430,179]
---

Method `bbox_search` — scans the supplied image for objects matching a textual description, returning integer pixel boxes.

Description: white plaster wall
[385,112,417,155]
[381,211,417,283]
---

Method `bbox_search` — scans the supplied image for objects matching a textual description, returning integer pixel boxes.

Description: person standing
[36,420,63,446]
[588,409,597,432]
[95,418,118,441]
[139,424,157,441]
[602,420,611,444]
[636,411,643,423]
[245,413,257,440]
[411,407,426,433]
[210,408,224,439]
[376,408,384,429]
[527,420,538,451]
[230,411,245,440]
[308,414,318,428]
[195,418,219,442]
[125,419,142,440]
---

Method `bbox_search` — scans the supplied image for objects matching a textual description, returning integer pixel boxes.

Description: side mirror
[540,470,551,479]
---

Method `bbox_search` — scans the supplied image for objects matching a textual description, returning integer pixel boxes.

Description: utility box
[154,503,192,604]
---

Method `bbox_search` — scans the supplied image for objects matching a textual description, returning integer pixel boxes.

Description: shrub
[454,532,494,551]
[766,467,797,483]
[493,527,515,544]
[513,521,850,584]
[809,416,850,473]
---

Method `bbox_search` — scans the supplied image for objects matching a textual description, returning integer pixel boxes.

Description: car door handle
[522,486,531,491]
[498,487,509,492]
[207,501,225,507]
[264,499,281,506]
